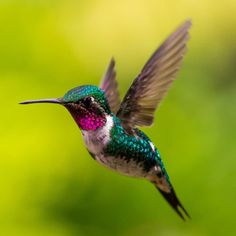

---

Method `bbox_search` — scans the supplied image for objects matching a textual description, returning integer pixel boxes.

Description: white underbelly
[94,153,147,178]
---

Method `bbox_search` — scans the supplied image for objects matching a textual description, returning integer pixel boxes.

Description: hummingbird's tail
[149,175,190,220]
[157,186,190,221]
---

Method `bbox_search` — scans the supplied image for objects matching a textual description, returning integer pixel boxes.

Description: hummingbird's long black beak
[19,98,62,105]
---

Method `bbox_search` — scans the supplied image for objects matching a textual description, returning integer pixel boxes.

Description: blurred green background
[1,0,236,235]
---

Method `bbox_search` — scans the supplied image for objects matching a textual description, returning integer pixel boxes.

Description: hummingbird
[20,20,191,220]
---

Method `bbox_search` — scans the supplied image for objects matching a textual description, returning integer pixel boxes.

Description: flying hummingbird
[20,20,191,220]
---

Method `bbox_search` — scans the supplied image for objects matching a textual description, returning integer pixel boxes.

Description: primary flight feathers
[100,20,191,128]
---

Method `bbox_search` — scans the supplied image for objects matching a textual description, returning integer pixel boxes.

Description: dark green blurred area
[1,0,236,235]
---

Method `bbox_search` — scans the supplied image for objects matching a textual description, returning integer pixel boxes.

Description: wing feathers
[117,20,191,128]
[100,58,121,113]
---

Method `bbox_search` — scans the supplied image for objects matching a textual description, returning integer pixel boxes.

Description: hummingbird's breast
[82,115,114,154]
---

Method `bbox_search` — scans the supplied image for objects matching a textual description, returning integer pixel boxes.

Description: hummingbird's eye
[83,96,94,106]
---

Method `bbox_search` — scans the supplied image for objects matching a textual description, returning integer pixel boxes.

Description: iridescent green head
[62,85,110,113]
[20,85,111,131]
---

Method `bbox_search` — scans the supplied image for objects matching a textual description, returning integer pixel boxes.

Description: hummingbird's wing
[100,58,121,113]
[117,20,191,129]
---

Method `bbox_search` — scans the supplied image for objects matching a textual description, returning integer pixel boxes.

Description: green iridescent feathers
[105,117,157,162]
[105,116,168,175]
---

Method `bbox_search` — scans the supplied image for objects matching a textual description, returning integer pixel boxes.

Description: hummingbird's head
[20,85,111,131]
[62,85,110,113]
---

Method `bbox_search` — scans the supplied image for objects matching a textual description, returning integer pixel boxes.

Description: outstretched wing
[117,20,191,128]
[100,58,120,113]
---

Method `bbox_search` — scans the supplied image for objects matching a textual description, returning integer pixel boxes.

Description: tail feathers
[148,173,190,220]
[157,187,190,221]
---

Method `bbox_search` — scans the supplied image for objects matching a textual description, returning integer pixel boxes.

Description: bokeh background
[1,0,236,235]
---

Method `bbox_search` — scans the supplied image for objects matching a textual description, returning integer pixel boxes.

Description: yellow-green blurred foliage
[1,0,236,235]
